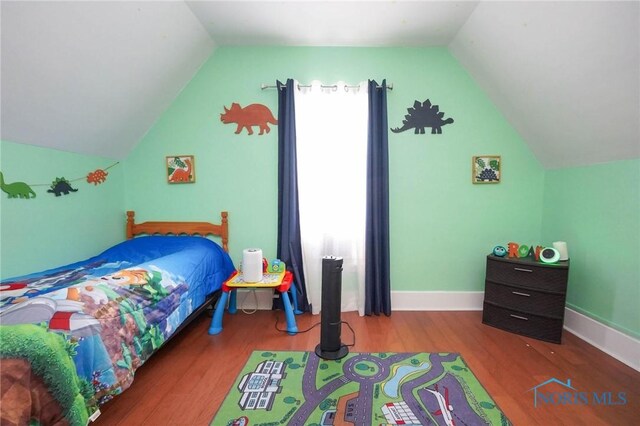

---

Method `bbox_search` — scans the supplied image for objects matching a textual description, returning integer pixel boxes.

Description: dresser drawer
[482,302,563,343]
[484,281,566,318]
[486,258,568,292]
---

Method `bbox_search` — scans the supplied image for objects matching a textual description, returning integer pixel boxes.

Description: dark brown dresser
[482,254,569,343]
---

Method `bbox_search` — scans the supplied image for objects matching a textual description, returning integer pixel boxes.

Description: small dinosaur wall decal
[86,168,108,185]
[391,99,454,135]
[0,171,36,199]
[220,103,278,135]
[47,177,78,196]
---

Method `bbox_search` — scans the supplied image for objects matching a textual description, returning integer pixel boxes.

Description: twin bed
[0,211,235,425]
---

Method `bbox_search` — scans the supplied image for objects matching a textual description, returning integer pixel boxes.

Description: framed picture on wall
[472,155,501,184]
[166,155,195,184]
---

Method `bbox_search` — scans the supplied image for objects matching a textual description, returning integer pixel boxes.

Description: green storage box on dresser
[482,254,570,343]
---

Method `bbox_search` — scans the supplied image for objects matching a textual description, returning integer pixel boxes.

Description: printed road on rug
[211,350,510,426]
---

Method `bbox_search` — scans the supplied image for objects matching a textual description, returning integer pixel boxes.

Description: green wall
[123,47,544,291]
[542,159,640,338]
[0,140,125,279]
[2,46,635,340]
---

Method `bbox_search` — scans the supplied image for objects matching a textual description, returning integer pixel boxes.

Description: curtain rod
[261,82,393,91]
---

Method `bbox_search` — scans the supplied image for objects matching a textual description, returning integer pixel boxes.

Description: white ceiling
[449,1,640,169]
[1,1,215,159]
[186,1,478,46]
[1,1,638,168]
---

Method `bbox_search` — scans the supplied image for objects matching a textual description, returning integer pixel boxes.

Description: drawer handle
[514,267,533,273]
[512,291,531,297]
[510,314,529,321]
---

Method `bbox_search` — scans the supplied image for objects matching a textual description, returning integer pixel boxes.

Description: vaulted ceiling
[1,1,638,168]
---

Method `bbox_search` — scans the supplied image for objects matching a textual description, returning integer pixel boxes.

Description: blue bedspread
[0,236,235,425]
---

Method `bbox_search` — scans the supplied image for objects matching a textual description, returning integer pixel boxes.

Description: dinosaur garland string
[0,162,119,199]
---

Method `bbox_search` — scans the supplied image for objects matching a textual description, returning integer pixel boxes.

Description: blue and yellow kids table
[208,269,300,335]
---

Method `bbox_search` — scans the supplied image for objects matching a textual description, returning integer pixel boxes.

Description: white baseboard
[391,291,484,311]
[391,291,639,372]
[563,308,640,372]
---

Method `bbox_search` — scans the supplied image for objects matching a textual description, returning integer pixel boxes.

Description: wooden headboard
[125,211,229,252]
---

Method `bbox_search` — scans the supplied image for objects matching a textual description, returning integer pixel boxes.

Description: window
[294,81,369,315]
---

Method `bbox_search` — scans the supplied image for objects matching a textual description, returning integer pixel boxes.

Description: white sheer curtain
[294,80,369,315]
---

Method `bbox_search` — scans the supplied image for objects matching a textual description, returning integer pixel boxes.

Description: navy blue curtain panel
[365,79,391,316]
[275,79,309,312]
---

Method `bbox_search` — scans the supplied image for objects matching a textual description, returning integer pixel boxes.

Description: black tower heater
[315,256,349,360]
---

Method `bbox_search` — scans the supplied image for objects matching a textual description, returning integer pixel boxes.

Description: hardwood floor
[95,310,639,425]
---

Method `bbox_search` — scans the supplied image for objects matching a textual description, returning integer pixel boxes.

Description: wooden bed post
[221,211,229,252]
[126,211,135,239]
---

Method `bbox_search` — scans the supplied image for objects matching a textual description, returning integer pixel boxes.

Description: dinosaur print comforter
[0,236,235,426]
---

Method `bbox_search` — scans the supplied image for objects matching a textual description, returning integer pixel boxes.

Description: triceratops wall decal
[220,103,278,136]
[391,99,454,135]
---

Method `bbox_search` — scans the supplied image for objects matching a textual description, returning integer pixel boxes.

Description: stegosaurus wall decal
[391,99,454,135]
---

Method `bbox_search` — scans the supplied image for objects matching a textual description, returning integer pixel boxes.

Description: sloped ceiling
[449,1,639,169]
[1,1,638,167]
[0,1,215,159]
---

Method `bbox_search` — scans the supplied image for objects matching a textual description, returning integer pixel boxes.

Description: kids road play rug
[211,351,510,426]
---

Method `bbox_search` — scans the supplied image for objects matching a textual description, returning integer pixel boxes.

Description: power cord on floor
[334,320,356,347]
[274,317,356,347]
[274,316,321,334]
